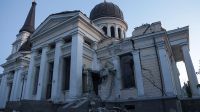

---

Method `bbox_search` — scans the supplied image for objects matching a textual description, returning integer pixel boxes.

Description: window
[49,43,55,50]
[118,28,121,39]
[64,36,72,44]
[62,57,71,90]
[8,82,13,101]
[102,26,107,35]
[37,49,42,55]
[120,53,135,88]
[46,62,54,99]
[33,66,40,95]
[8,71,15,100]
[111,26,115,37]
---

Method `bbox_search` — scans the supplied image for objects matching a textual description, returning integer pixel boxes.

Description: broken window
[120,53,135,88]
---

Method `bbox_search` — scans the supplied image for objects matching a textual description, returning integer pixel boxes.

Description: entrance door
[91,72,100,95]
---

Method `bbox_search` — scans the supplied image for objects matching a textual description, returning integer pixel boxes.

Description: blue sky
[0,0,200,85]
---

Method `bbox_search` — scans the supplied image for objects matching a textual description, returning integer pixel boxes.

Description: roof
[19,2,36,33]
[90,2,124,21]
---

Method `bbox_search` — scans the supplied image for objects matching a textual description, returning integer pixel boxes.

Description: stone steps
[57,98,89,112]
[5,100,60,112]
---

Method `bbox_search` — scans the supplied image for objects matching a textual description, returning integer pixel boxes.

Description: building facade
[0,1,200,112]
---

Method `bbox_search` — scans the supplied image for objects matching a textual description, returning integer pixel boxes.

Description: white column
[182,45,200,97]
[115,25,119,39]
[171,60,182,97]
[107,24,111,37]
[36,46,49,100]
[121,30,124,39]
[0,75,4,100]
[11,69,23,101]
[51,40,64,102]
[10,70,18,101]
[24,50,37,99]
[69,33,84,99]
[0,75,7,108]
[132,50,145,96]
[112,56,122,98]
[124,31,126,38]
[158,44,175,96]
[21,74,27,100]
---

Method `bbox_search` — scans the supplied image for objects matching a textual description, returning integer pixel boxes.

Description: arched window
[111,26,115,37]
[118,28,121,39]
[102,26,107,35]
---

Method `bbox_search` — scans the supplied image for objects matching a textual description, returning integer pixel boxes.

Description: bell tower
[11,1,36,54]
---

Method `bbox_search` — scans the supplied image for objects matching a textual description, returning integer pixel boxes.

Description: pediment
[32,11,79,38]
[34,16,72,36]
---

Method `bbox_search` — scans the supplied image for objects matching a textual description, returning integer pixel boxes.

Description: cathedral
[0,1,200,112]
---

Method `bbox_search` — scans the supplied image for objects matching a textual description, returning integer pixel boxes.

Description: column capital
[16,66,24,71]
[41,44,49,49]
[54,38,64,44]
[72,32,84,44]
[132,50,139,55]
[112,55,120,61]
[71,30,85,38]
[31,48,37,52]
[180,42,189,46]
[156,41,165,49]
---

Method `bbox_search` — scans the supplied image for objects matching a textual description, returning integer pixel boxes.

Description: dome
[90,2,124,21]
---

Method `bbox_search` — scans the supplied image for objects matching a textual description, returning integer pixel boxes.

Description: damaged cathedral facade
[0,1,200,112]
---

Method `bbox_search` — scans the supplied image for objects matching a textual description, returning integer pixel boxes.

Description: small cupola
[90,1,128,39]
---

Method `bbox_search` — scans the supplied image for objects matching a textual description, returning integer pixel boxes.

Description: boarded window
[33,66,40,95]
[62,57,71,90]
[120,53,135,88]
